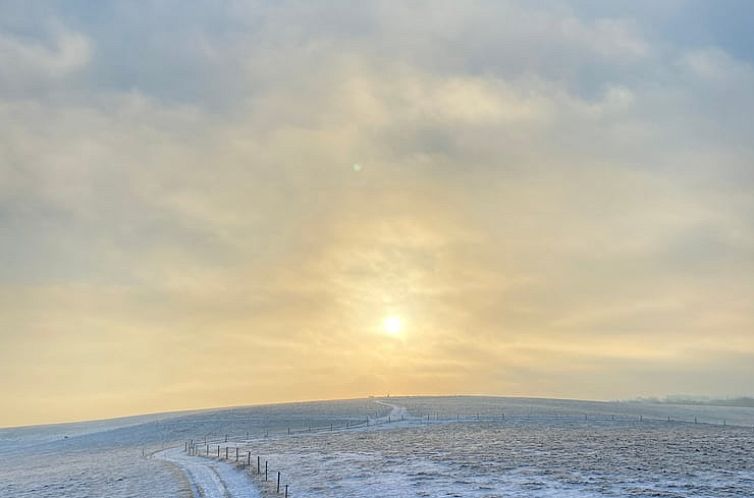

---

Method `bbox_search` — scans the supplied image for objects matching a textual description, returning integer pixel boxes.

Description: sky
[1,0,753,427]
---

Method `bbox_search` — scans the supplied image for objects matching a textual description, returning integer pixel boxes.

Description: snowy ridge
[5,396,754,497]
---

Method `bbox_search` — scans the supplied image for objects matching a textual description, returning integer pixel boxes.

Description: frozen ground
[155,446,260,498]
[239,416,754,497]
[1,396,754,497]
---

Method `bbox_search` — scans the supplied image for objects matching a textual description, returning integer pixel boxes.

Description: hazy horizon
[5,391,754,430]
[2,1,754,427]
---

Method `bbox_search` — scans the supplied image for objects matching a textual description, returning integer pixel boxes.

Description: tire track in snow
[374,399,414,422]
[155,447,260,498]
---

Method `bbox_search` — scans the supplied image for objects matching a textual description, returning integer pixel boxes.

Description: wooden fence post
[257,456,261,474]
[277,472,281,493]
[265,460,268,481]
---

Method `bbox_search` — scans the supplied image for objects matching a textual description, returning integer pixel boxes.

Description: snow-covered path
[154,447,261,498]
[374,399,415,421]
[154,400,413,497]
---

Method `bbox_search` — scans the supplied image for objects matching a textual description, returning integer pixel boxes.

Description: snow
[373,400,415,422]
[222,417,754,497]
[155,447,260,498]
[2,396,754,497]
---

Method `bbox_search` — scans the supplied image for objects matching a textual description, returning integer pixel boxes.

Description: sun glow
[382,315,403,336]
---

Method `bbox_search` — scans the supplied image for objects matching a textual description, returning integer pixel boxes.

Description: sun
[382,315,403,336]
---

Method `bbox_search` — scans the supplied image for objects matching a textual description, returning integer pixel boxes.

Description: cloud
[0,25,91,96]
[1,0,753,425]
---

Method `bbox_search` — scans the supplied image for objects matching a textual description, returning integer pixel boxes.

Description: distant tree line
[629,395,754,408]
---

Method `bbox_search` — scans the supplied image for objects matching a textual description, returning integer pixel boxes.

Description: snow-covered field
[2,396,754,497]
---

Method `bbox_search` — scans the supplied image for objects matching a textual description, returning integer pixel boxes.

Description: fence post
[225,447,229,460]
[206,444,209,456]
[217,445,220,458]
[225,434,228,443]
[277,472,281,493]
[265,461,268,481]
[285,484,289,497]
[257,456,261,474]
[247,451,251,467]
[236,447,239,462]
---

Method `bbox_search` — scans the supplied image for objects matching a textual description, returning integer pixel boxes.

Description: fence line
[181,410,754,496]
[185,439,293,497]
[184,411,752,453]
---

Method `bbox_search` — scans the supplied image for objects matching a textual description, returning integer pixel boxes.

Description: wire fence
[181,409,754,496]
